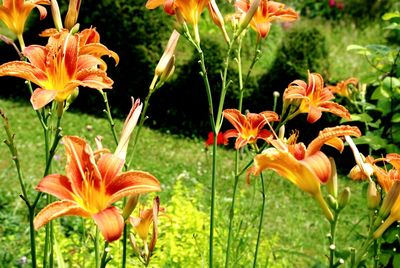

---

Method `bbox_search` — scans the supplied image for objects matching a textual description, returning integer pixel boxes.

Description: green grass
[0,97,371,267]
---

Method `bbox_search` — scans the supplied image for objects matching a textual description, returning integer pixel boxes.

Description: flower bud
[377,181,400,220]
[327,158,338,198]
[65,0,82,30]
[150,30,180,91]
[122,194,140,220]
[338,187,351,210]
[367,181,381,210]
[51,0,63,31]
[327,194,338,210]
[208,0,230,43]
[236,0,260,37]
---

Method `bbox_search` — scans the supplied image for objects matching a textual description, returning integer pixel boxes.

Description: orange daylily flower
[235,0,298,38]
[0,0,50,37]
[327,77,358,99]
[146,0,208,26]
[369,154,400,193]
[223,109,279,150]
[145,0,226,42]
[283,72,351,123]
[34,136,161,242]
[205,131,229,147]
[250,125,361,220]
[0,28,118,110]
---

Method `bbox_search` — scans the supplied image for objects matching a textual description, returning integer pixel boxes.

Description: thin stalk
[215,42,234,132]
[28,207,37,268]
[101,91,119,145]
[225,151,240,267]
[122,225,128,268]
[95,227,101,268]
[329,212,339,268]
[253,172,266,268]
[100,242,110,268]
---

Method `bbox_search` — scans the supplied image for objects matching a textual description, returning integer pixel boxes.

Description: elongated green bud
[327,158,338,198]
[338,187,351,210]
[236,0,260,38]
[367,181,381,210]
[51,0,63,31]
[65,0,81,30]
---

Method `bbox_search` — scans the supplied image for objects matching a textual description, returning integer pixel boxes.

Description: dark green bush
[148,37,258,137]
[255,25,328,115]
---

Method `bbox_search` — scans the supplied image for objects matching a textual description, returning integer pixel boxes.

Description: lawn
[0,0,398,267]
[0,97,369,267]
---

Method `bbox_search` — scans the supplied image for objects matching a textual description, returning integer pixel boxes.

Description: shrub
[255,25,328,115]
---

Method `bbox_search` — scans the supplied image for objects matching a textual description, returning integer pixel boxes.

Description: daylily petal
[306,105,323,123]
[223,129,239,139]
[146,0,165,9]
[97,153,125,186]
[0,61,47,86]
[92,206,124,242]
[77,54,107,70]
[320,101,351,120]
[79,43,119,66]
[75,69,114,89]
[36,174,74,200]
[307,125,361,156]
[34,200,90,230]
[63,136,102,195]
[23,45,47,72]
[301,151,331,183]
[30,88,57,110]
[223,109,246,133]
[253,148,321,195]
[107,171,161,205]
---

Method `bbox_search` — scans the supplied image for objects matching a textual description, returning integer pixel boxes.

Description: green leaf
[392,114,400,123]
[348,113,373,123]
[393,254,400,268]
[371,85,391,100]
[353,135,387,150]
[382,12,400,21]
[366,44,391,56]
[383,76,400,91]
[384,23,400,31]
[347,44,370,55]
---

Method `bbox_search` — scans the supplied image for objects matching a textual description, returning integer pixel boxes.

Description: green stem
[128,90,153,168]
[28,207,37,268]
[225,151,240,267]
[95,227,101,268]
[122,224,128,268]
[100,242,110,268]
[253,172,266,268]
[215,42,233,132]
[101,91,119,145]
[329,212,339,268]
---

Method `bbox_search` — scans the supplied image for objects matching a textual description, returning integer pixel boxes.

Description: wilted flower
[0,28,118,110]
[223,108,279,150]
[235,0,298,38]
[283,71,351,123]
[130,197,164,263]
[34,136,161,242]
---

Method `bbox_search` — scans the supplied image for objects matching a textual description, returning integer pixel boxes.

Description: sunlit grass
[0,97,371,266]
